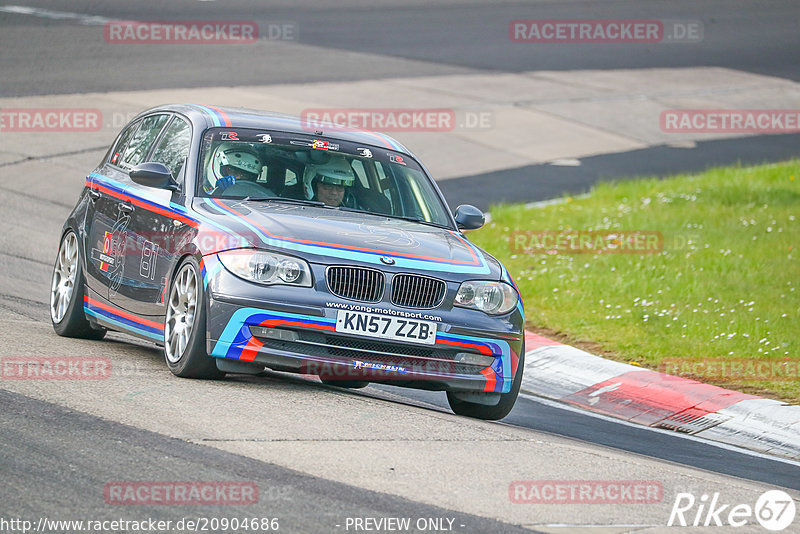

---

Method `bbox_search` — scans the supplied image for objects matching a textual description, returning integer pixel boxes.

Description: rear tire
[50,230,107,340]
[447,349,524,421]
[164,257,223,379]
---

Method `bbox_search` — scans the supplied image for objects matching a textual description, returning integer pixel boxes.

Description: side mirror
[130,162,179,190]
[454,204,485,230]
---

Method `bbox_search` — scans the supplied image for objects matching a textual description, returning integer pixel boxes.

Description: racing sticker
[256,133,272,144]
[356,147,373,158]
[105,206,131,296]
[389,154,407,165]
[353,360,408,373]
[91,231,116,272]
[91,205,130,283]
[139,240,159,280]
[289,139,341,151]
[219,131,239,140]
[312,139,334,151]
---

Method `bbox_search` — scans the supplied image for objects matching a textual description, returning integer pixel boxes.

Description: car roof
[134,104,414,155]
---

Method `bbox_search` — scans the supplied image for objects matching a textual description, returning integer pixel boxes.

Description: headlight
[454,281,518,315]
[217,249,312,287]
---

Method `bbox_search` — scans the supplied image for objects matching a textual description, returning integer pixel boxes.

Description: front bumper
[203,256,524,393]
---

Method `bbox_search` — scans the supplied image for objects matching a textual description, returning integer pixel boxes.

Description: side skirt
[83,292,165,344]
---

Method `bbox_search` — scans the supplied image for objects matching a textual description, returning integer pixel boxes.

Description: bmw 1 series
[50,104,525,419]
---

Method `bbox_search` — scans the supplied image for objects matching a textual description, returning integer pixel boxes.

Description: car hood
[192,198,500,278]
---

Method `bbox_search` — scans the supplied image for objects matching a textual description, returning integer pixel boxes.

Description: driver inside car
[205,143,263,194]
[302,157,359,208]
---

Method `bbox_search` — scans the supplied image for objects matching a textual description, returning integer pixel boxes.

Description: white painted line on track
[548,158,582,167]
[528,524,663,529]
[0,5,111,25]
[523,193,590,209]
[519,392,800,469]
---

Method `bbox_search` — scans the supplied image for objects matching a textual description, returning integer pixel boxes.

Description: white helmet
[211,143,262,184]
[303,157,356,200]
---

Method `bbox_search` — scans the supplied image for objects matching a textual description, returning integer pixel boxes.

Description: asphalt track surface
[2,0,799,95]
[439,132,800,210]
[1,1,800,531]
[0,388,536,533]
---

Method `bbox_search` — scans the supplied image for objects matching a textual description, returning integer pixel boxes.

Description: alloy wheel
[50,232,78,323]
[165,264,198,363]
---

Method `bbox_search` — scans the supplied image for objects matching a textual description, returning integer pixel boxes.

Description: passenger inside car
[302,157,359,207]
[204,142,274,197]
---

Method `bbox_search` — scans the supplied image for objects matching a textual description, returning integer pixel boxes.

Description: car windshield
[197,128,453,228]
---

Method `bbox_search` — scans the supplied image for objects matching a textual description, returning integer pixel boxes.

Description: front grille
[326,266,385,302]
[391,274,446,309]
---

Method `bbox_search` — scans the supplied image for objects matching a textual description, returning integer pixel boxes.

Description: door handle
[119,202,135,214]
[87,189,101,201]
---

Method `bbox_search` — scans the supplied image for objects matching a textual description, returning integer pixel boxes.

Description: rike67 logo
[669,490,796,531]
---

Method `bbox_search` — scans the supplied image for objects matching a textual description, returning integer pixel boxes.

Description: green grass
[470,161,799,402]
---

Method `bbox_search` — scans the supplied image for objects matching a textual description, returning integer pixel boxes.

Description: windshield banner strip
[192,107,404,151]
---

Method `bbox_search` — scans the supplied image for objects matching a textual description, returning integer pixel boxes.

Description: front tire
[447,349,524,421]
[50,230,106,340]
[164,257,223,379]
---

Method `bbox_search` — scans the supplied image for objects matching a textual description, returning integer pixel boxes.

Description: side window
[285,168,297,186]
[375,161,388,188]
[120,114,169,169]
[256,158,268,184]
[150,117,191,179]
[350,160,369,187]
[109,120,141,166]
[375,162,393,201]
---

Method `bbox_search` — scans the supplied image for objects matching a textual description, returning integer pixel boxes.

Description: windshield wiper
[334,206,367,214]
[333,207,448,228]
[383,214,451,229]
[240,197,452,228]
[242,196,326,207]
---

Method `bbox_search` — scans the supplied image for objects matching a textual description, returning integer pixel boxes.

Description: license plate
[335,310,437,345]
